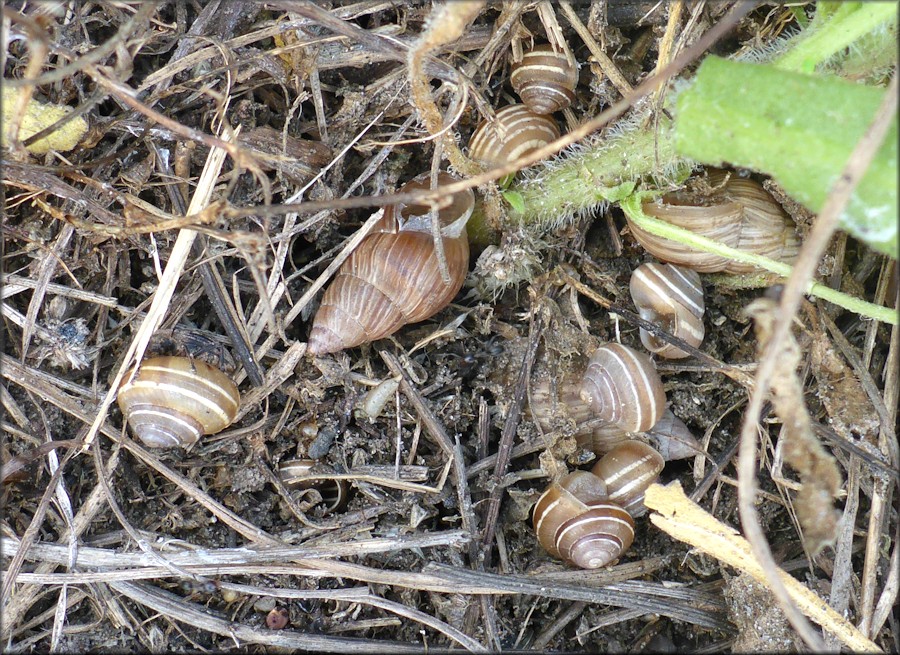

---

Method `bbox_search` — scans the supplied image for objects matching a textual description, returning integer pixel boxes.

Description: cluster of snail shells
[533,439,664,569]
[116,355,240,448]
[468,43,577,169]
[307,172,476,355]
[629,170,801,274]
[529,339,707,569]
[529,331,703,459]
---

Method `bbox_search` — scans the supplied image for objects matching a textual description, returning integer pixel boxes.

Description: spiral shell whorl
[630,262,705,359]
[579,343,665,433]
[308,173,474,355]
[510,44,578,114]
[468,104,560,168]
[116,356,239,448]
[556,504,635,569]
[308,231,469,354]
[632,172,800,274]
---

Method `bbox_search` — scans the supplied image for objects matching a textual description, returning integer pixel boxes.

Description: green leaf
[675,56,897,259]
[502,189,525,214]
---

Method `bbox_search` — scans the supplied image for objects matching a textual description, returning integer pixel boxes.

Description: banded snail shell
[580,343,666,433]
[533,470,635,569]
[529,373,631,454]
[468,104,560,168]
[116,356,240,448]
[510,44,578,114]
[278,459,351,514]
[308,172,474,355]
[591,440,664,516]
[629,262,705,359]
[529,367,694,460]
[630,170,801,274]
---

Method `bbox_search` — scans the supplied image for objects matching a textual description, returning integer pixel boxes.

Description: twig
[479,300,543,561]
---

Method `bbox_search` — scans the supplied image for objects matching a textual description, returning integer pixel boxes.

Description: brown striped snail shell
[529,367,695,460]
[116,356,240,448]
[278,459,351,514]
[308,172,474,355]
[533,441,664,569]
[580,343,666,433]
[629,170,801,274]
[590,440,664,516]
[529,372,631,454]
[629,262,705,359]
[510,44,578,114]
[533,470,634,569]
[575,410,700,462]
[467,104,560,168]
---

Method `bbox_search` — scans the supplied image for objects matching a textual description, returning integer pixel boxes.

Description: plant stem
[774,2,898,73]
[509,116,689,229]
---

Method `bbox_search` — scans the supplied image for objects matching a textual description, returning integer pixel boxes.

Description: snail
[278,459,351,514]
[468,104,560,168]
[308,172,474,355]
[628,170,801,273]
[580,343,666,433]
[643,410,702,460]
[510,44,578,114]
[529,362,700,459]
[116,356,240,448]
[588,440,664,516]
[629,262,705,359]
[533,440,664,569]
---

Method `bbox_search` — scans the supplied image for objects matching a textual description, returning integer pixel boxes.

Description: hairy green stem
[774,2,897,73]
[508,118,690,230]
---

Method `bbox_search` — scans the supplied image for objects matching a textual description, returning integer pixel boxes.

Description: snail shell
[308,172,474,355]
[629,262,705,359]
[645,410,702,460]
[467,104,560,168]
[529,372,631,454]
[533,441,665,568]
[533,470,635,569]
[116,356,240,448]
[530,369,694,460]
[590,440,664,516]
[278,459,351,514]
[629,170,801,273]
[510,44,578,114]
[580,344,666,433]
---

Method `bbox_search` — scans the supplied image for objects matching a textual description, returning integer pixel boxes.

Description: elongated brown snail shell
[308,172,474,355]
[629,171,801,273]
[278,459,351,514]
[580,344,666,433]
[533,441,664,568]
[510,44,578,114]
[116,356,240,448]
[630,262,705,359]
[468,104,560,168]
